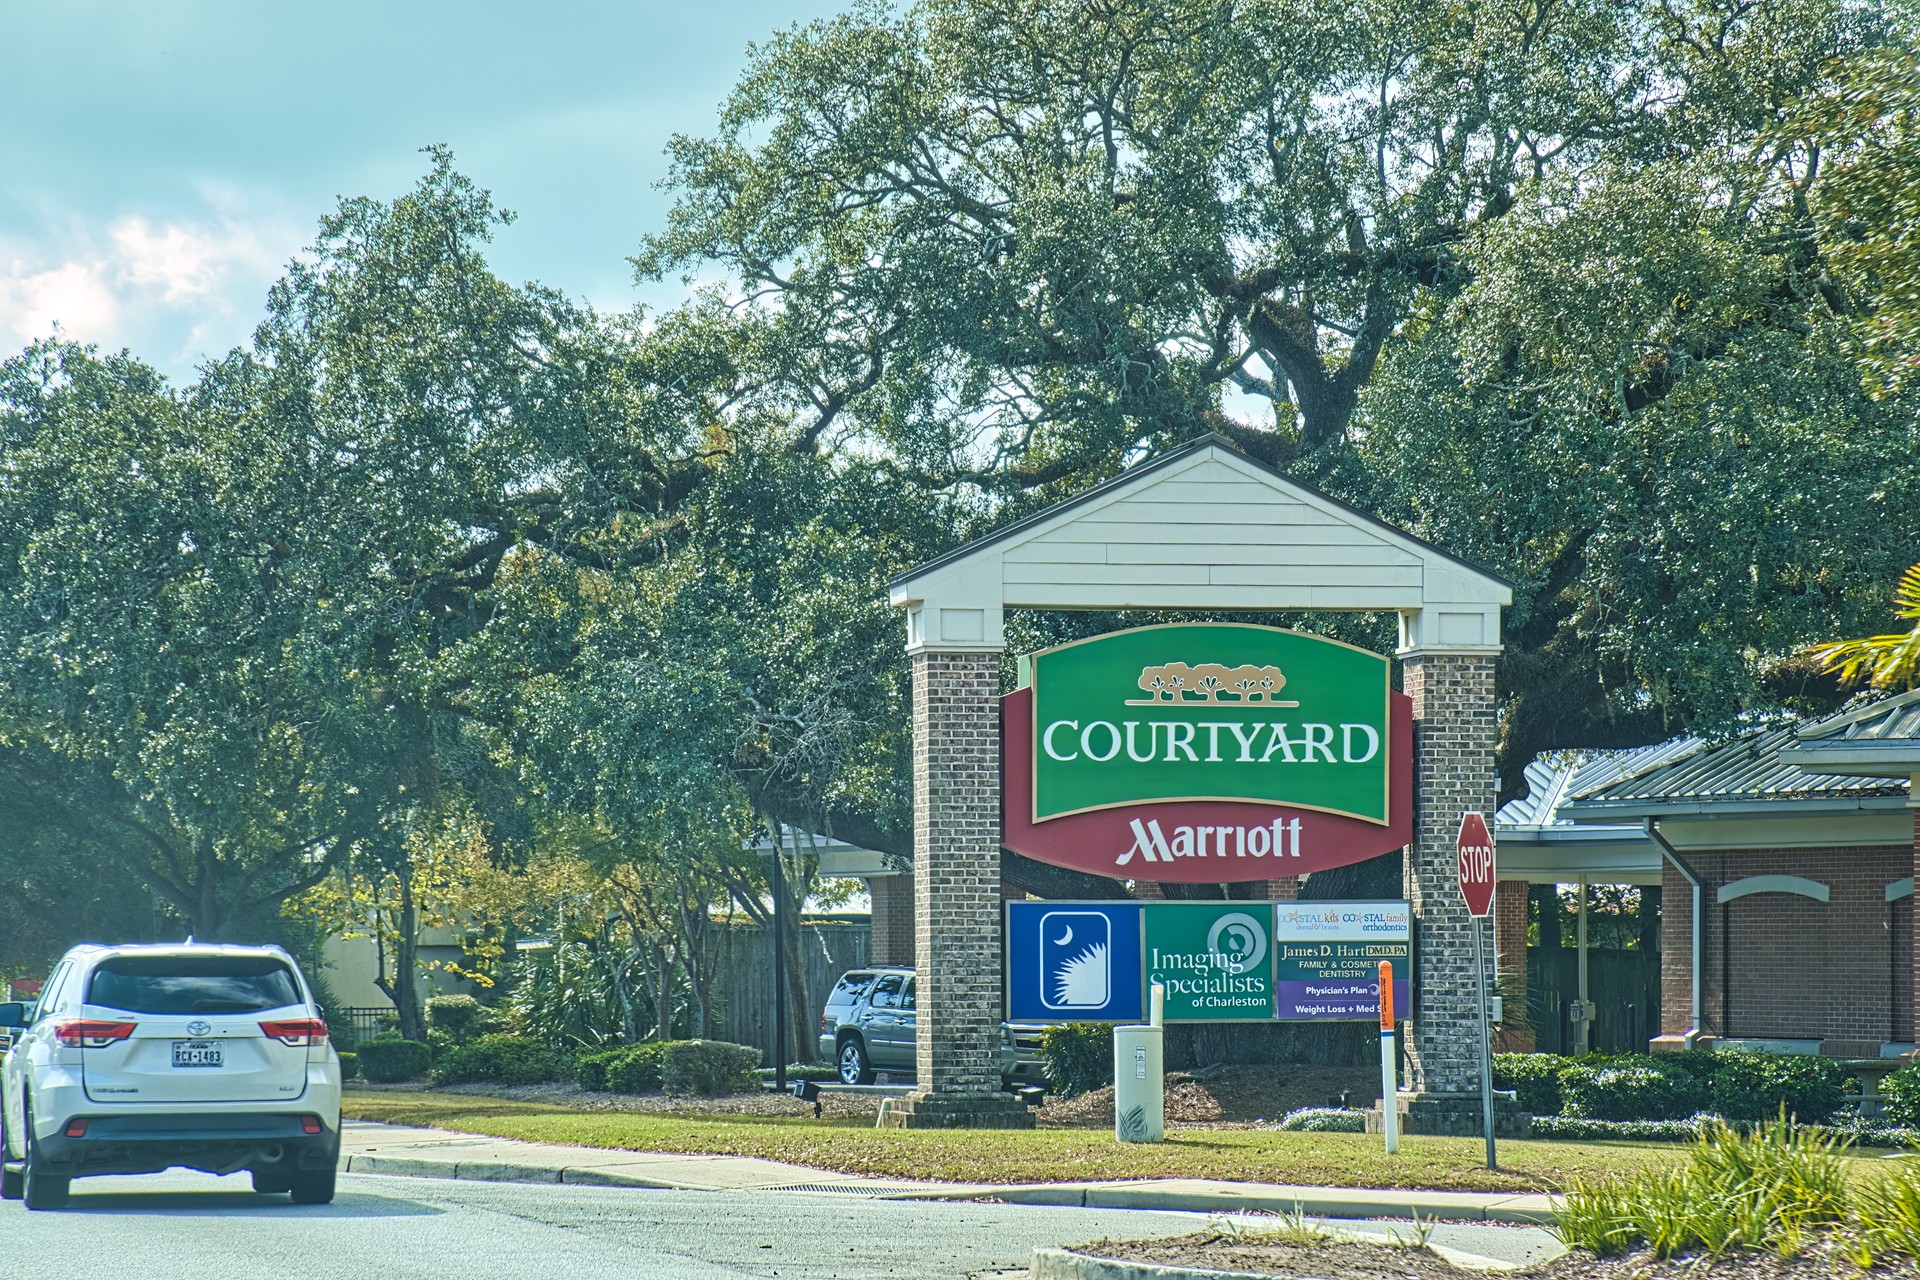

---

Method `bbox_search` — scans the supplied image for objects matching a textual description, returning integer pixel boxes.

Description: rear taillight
[54,1020,136,1048]
[259,1018,328,1047]
[820,1015,830,1035]
[65,1118,90,1138]
[300,1115,324,1135]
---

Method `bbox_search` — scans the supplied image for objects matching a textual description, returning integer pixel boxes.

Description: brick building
[1532,690,1920,1059]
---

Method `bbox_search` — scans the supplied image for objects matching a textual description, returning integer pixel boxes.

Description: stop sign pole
[1457,812,1497,1170]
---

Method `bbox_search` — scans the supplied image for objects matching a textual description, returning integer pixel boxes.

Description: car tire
[289,1163,336,1205]
[251,1169,292,1195]
[837,1036,874,1085]
[21,1099,69,1211]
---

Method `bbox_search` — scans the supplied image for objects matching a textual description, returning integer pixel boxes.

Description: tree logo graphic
[1126,662,1299,706]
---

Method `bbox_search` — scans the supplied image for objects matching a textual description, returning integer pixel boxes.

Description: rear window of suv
[87,955,303,1015]
[829,972,877,1004]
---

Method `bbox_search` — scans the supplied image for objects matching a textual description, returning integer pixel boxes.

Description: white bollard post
[1379,959,1400,1155]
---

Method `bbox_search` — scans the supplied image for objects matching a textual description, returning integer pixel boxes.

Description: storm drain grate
[759,1182,932,1196]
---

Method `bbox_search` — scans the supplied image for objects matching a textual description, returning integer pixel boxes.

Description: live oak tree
[643,0,1918,795]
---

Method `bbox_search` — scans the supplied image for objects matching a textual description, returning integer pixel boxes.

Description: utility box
[1112,1024,1164,1142]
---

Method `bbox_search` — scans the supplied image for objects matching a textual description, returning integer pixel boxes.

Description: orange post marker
[1378,959,1399,1153]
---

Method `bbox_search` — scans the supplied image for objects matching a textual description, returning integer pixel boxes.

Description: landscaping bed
[1070,1232,1480,1280]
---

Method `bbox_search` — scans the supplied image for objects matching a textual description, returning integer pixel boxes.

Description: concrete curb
[343,1154,681,1189]
[898,1184,1560,1226]
[1030,1248,1272,1280]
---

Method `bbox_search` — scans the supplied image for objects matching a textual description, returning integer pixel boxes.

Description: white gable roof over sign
[890,435,1510,654]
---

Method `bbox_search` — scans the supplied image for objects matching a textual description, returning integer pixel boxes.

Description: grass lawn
[342,1090,1690,1193]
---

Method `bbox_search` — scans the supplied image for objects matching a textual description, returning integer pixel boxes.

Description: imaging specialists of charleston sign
[1002,623,1413,882]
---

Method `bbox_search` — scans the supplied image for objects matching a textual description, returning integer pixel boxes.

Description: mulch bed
[1078,1236,1920,1279]
[1077,1233,1480,1279]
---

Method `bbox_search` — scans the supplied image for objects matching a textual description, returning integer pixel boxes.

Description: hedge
[660,1040,762,1096]
[1039,1023,1114,1098]
[1275,1107,1366,1133]
[1885,1064,1920,1126]
[357,1037,432,1083]
[336,1051,359,1081]
[1493,1050,1846,1124]
[577,1042,670,1093]
[430,1033,574,1086]
[425,994,503,1044]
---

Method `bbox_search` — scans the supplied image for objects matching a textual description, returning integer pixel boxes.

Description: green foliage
[431,1033,574,1086]
[659,1040,761,1096]
[336,1052,359,1081]
[1492,1054,1565,1116]
[1556,1117,1851,1258]
[1275,1107,1366,1133]
[1710,1051,1846,1123]
[1882,1063,1920,1127]
[426,995,503,1044]
[1039,1024,1115,1099]
[356,1038,433,1083]
[575,1042,670,1094]
[1853,1160,1920,1264]
[1559,1056,1709,1122]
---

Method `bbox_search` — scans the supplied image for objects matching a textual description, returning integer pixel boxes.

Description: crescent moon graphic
[1051,925,1073,947]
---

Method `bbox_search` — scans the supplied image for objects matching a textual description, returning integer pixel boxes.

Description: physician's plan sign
[1273,901,1412,1021]
[1002,623,1413,881]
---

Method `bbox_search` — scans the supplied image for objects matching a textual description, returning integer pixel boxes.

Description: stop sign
[1456,812,1496,917]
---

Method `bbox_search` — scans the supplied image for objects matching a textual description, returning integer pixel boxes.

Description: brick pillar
[886,648,1032,1128]
[866,874,915,967]
[1401,653,1498,1096]
[1266,877,1301,901]
[1492,879,1534,1052]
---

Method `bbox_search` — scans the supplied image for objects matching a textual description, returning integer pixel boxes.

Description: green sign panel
[1143,902,1274,1021]
[1028,623,1392,824]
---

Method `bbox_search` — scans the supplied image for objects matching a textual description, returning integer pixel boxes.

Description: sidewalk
[339,1120,1561,1224]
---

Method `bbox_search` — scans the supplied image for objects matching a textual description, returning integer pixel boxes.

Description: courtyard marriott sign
[1002,623,1413,882]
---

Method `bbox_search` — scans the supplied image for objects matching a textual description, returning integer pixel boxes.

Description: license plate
[172,1040,222,1068]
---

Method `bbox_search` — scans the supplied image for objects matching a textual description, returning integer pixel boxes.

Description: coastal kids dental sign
[1006,899,1410,1024]
[1001,623,1413,881]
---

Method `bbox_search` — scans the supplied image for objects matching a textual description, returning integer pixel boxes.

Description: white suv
[0,943,343,1210]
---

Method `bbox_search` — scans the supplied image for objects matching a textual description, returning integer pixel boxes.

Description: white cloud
[0,191,301,373]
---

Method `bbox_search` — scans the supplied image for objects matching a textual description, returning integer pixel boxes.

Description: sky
[0,0,842,382]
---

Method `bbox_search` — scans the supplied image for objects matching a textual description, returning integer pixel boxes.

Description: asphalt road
[1,1170,1562,1279]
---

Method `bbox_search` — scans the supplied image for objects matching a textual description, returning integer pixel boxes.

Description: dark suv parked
[818,967,1046,1087]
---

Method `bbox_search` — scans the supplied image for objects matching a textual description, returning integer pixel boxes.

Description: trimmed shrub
[660,1040,762,1096]
[358,1037,433,1083]
[1560,1055,1707,1121]
[1884,1064,1920,1127]
[336,1051,359,1081]
[426,994,503,1043]
[1493,1053,1565,1115]
[1710,1050,1846,1123]
[1275,1107,1366,1133]
[608,1042,669,1094]
[431,1033,574,1087]
[576,1048,625,1092]
[1040,1023,1114,1098]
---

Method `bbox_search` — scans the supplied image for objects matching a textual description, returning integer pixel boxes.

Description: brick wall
[867,874,916,968]
[1493,879,1534,1052]
[910,649,1007,1095]
[1659,845,1912,1044]
[1402,653,1498,1094]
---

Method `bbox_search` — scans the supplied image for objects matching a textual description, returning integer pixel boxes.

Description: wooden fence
[708,919,871,1065]
[1526,945,1661,1055]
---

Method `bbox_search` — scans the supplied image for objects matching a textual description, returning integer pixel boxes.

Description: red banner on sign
[1000,687,1414,882]
[1456,811,1496,917]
